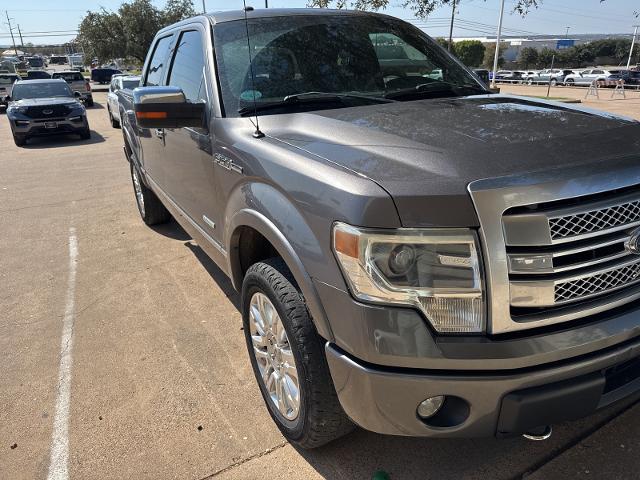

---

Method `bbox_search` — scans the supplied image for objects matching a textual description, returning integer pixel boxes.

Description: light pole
[448,0,457,52]
[627,25,639,70]
[565,26,570,39]
[491,0,506,89]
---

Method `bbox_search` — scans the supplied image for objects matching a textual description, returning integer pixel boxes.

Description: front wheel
[86,98,94,107]
[242,259,353,449]
[527,78,533,85]
[109,108,120,128]
[550,79,558,86]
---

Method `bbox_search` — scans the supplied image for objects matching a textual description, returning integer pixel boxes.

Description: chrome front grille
[555,261,640,303]
[549,200,640,240]
[503,188,640,319]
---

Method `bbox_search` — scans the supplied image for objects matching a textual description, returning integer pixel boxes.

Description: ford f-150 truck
[118,8,640,448]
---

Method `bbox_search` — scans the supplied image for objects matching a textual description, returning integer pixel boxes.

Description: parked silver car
[51,70,94,107]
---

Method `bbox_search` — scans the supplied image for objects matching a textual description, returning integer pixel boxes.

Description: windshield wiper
[238,91,394,115]
[385,81,489,100]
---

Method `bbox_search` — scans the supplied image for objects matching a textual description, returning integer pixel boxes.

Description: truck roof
[207,8,385,24]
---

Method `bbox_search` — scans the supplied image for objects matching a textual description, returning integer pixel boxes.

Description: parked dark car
[0,73,21,108]
[5,79,90,146]
[608,70,640,86]
[91,68,122,84]
[118,8,640,449]
[25,70,52,80]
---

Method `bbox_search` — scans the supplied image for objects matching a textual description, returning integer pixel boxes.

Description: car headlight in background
[332,222,485,333]
[8,106,28,114]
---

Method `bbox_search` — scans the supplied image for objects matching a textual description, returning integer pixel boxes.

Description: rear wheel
[550,78,558,86]
[242,258,353,449]
[79,128,91,140]
[109,107,120,128]
[565,78,574,85]
[130,162,170,225]
[86,98,94,107]
[527,78,533,85]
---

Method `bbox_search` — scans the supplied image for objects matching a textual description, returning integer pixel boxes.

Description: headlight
[332,222,485,333]
[8,105,28,114]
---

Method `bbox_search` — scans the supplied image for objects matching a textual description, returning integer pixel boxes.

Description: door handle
[154,128,165,139]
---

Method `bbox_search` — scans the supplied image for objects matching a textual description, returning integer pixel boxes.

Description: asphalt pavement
[1,91,639,480]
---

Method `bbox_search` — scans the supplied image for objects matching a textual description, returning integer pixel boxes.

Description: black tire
[550,78,558,86]
[242,258,354,449]
[79,128,91,140]
[109,108,120,128]
[13,134,26,146]
[129,162,171,225]
[86,98,94,107]
[565,79,574,85]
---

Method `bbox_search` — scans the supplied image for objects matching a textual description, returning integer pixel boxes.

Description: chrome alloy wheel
[131,167,145,217]
[249,292,300,420]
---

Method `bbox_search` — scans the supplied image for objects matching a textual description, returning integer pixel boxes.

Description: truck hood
[260,94,640,227]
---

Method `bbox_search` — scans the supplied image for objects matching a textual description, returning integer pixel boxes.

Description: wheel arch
[227,208,334,342]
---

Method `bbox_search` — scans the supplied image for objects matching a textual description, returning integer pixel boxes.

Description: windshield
[123,79,140,89]
[27,71,51,79]
[213,14,485,116]
[11,82,73,101]
[0,75,19,85]
[52,72,84,82]
[28,57,44,67]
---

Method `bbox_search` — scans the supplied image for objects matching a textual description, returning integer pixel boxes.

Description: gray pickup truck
[118,8,640,448]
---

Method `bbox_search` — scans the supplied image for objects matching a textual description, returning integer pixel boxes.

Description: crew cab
[6,79,90,146]
[118,9,640,448]
[52,70,94,107]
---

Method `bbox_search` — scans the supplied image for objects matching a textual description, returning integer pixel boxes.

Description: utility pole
[265,0,268,7]
[627,25,639,70]
[4,11,18,56]
[565,26,570,39]
[17,24,24,49]
[447,0,456,52]
[491,0,506,89]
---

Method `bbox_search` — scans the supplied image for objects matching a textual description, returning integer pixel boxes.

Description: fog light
[417,396,445,419]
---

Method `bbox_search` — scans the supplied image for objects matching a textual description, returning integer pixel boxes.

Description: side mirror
[133,86,205,129]
[4,95,11,102]
[74,91,81,98]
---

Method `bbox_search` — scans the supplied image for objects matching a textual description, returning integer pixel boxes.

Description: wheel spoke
[265,368,276,391]
[275,374,287,416]
[251,333,268,350]
[253,345,270,364]
[282,377,300,418]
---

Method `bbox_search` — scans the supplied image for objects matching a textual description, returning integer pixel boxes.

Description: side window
[145,35,174,86]
[167,30,206,102]
[593,70,604,75]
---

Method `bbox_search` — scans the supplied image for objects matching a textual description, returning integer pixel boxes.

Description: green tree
[163,0,197,25]
[452,40,485,67]
[536,47,555,68]
[482,42,507,69]
[518,47,538,68]
[308,0,542,18]
[77,0,196,64]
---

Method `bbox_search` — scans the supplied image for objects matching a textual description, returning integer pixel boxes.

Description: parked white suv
[107,75,140,128]
[564,68,614,86]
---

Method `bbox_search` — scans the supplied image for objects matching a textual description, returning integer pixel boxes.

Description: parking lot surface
[1,90,639,480]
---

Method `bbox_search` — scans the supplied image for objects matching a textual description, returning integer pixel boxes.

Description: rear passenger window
[168,30,206,102]
[146,35,173,86]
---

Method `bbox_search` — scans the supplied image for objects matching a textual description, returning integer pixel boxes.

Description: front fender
[226,203,334,342]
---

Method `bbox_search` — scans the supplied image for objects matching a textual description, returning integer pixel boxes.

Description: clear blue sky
[0,0,637,46]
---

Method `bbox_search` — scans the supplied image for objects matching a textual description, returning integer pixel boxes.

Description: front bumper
[10,115,88,137]
[326,338,640,437]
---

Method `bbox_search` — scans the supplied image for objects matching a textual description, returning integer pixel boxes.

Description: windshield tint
[53,72,84,82]
[213,14,484,116]
[11,82,73,100]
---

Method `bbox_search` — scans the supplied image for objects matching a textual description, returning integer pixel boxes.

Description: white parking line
[46,228,78,480]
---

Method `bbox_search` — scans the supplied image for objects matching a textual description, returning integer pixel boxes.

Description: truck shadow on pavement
[23,130,106,149]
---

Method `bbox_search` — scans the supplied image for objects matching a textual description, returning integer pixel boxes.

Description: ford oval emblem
[43,109,53,115]
[626,228,640,254]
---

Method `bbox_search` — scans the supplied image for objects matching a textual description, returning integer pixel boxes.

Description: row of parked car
[493,68,640,86]
[0,70,94,108]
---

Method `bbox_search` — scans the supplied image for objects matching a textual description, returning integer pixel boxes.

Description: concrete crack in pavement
[198,441,289,479]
